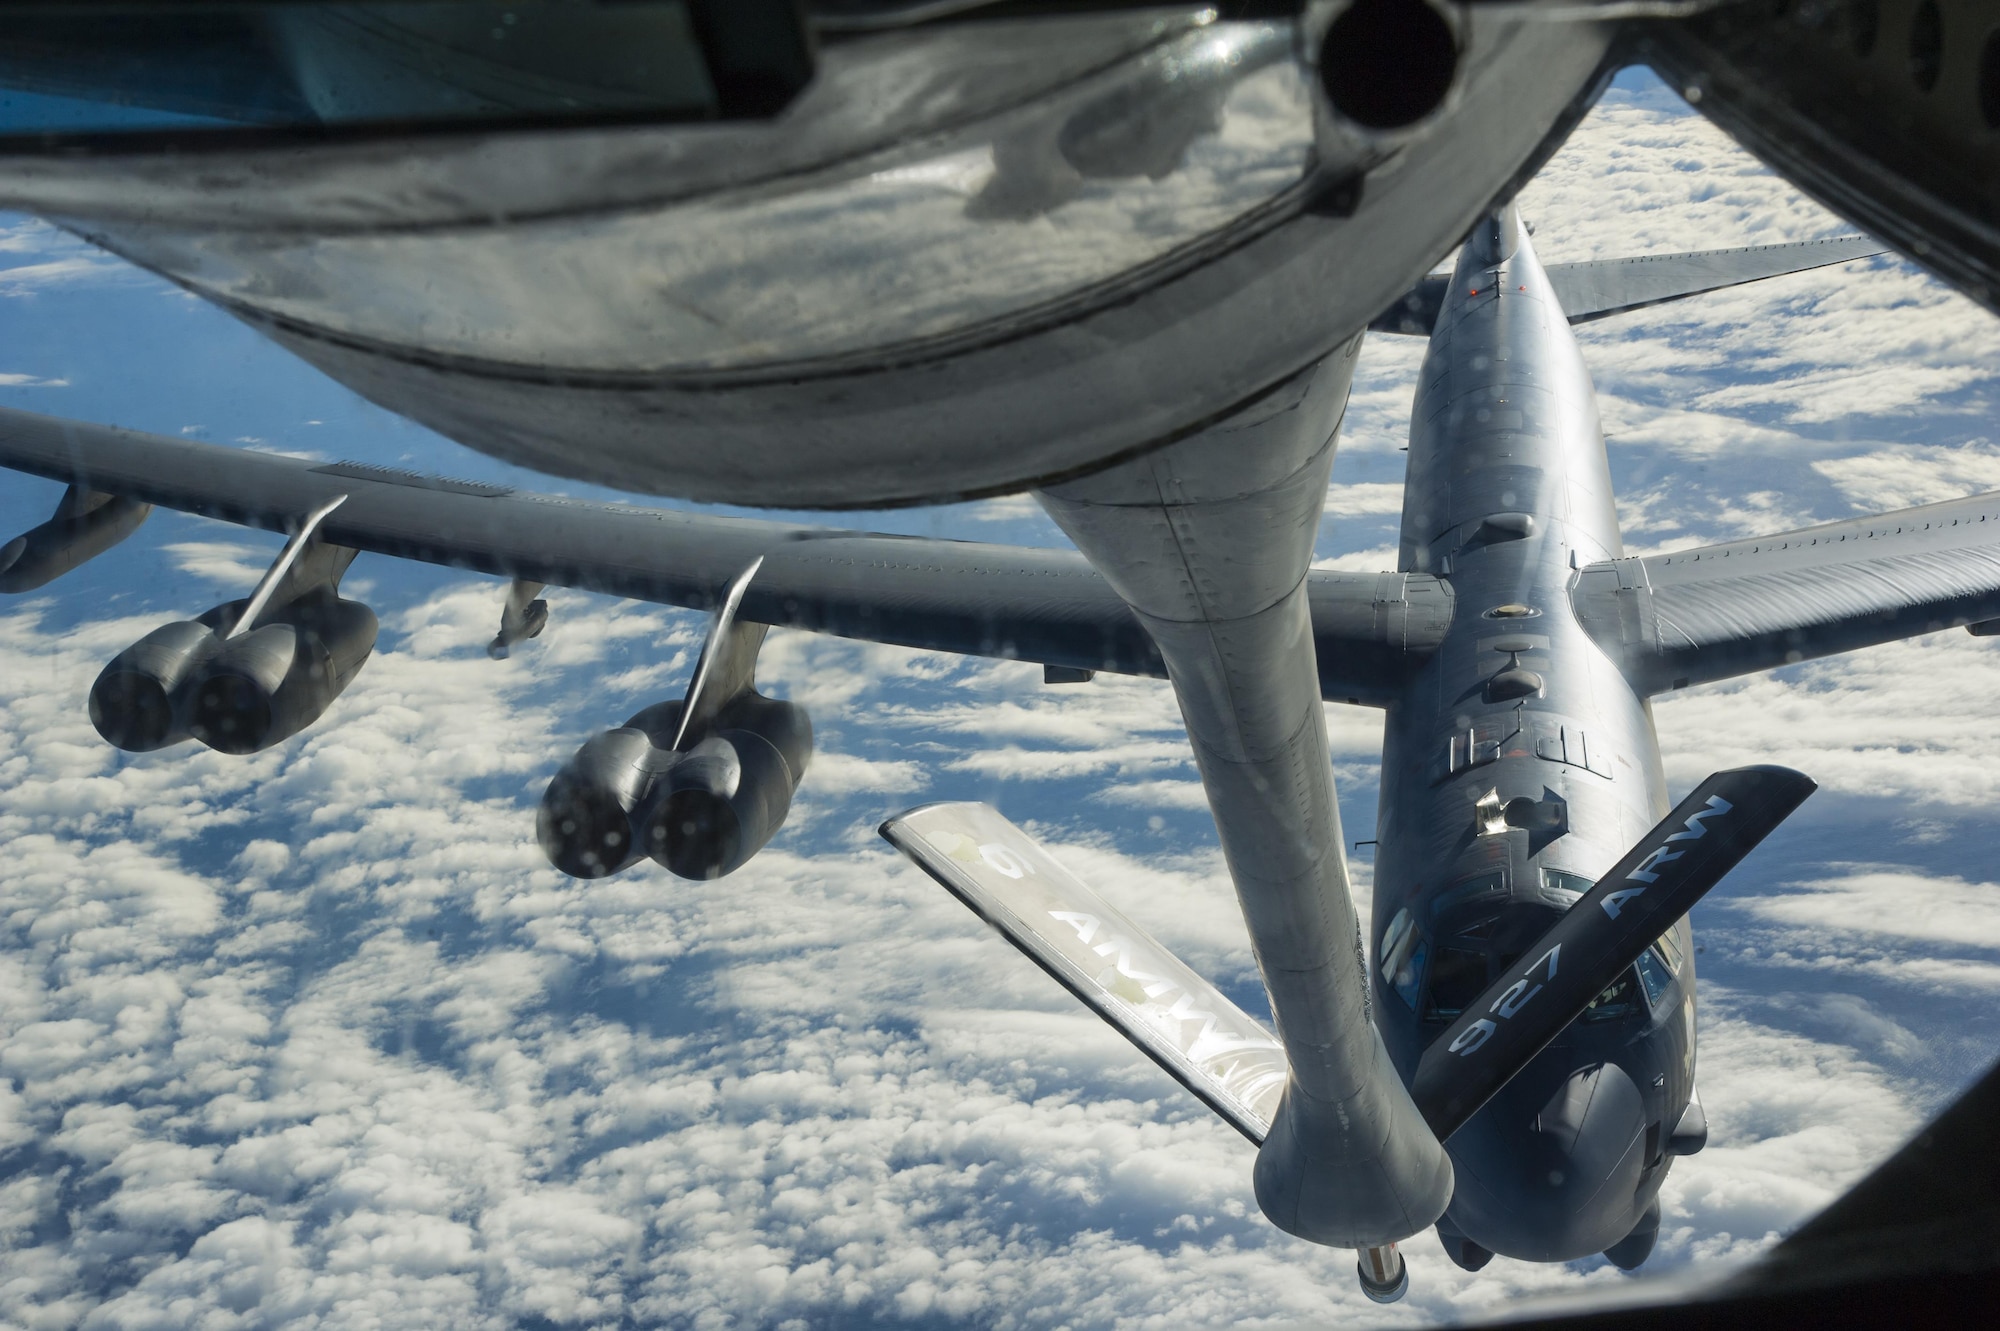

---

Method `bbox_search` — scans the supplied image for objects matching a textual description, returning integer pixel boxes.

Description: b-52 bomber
[6,215,1990,1301]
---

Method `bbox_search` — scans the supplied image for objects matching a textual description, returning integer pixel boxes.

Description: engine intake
[538,692,812,881]
[89,613,227,751]
[187,595,376,754]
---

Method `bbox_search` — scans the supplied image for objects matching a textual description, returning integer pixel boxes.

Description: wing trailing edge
[881,801,1287,1144]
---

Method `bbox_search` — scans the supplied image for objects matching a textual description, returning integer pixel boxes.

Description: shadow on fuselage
[1442,954,1678,1260]
[1385,898,1685,1262]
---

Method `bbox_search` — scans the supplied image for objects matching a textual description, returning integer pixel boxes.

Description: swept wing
[0,406,1446,702]
[1543,235,1886,324]
[1571,491,2000,695]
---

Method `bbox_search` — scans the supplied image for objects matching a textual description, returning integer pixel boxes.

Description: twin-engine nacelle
[538,693,812,881]
[89,593,378,755]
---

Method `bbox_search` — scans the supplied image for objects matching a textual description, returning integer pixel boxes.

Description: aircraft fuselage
[1373,210,1696,1264]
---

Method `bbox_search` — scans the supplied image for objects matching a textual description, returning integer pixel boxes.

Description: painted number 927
[1448,944,1561,1057]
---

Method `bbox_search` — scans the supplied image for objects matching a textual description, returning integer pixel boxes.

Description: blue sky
[1,66,1998,1329]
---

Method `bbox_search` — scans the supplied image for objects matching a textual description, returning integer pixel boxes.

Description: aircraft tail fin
[1368,234,1884,336]
[882,801,1288,1143]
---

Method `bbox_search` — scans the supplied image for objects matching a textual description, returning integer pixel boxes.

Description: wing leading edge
[1572,491,2000,695]
[0,406,1447,702]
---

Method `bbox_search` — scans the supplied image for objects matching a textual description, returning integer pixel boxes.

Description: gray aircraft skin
[0,7,1618,510]
[0,2,1991,513]
[1373,206,1688,1268]
[5,212,1993,1299]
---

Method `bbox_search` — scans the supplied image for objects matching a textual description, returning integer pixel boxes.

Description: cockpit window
[1379,908,1427,1010]
[1582,969,1640,1021]
[1539,867,1594,908]
[1635,948,1673,1007]
[1652,928,1686,973]
[1431,870,1506,920]
[1379,908,1414,977]
[1392,940,1428,1010]
[1423,946,1487,1020]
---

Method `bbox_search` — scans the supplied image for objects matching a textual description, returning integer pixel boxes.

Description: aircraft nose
[1447,1059,1652,1262]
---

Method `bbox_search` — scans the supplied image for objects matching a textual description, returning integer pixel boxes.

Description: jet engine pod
[638,696,813,881]
[539,694,811,881]
[188,623,299,753]
[88,618,223,751]
[537,700,690,879]
[186,597,378,755]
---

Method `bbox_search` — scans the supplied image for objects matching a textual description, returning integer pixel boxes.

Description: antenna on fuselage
[1464,200,1523,267]
[1366,203,1528,336]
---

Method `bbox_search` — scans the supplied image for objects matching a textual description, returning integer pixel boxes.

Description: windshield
[1407,897,1654,1029]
